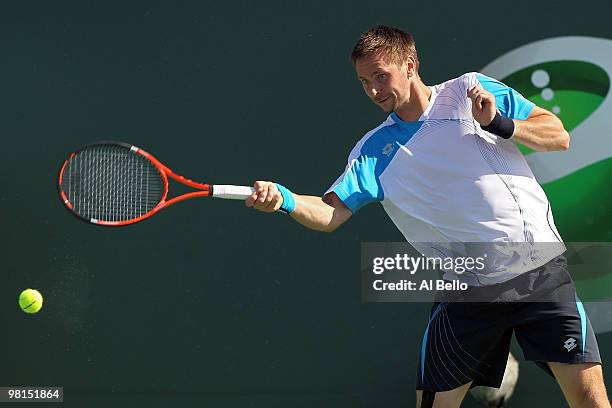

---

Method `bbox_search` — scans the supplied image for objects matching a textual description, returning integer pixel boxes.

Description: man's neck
[394,78,432,122]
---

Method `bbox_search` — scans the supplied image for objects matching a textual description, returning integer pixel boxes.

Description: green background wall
[2,1,611,407]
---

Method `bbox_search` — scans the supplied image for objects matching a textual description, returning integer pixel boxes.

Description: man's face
[355,53,411,113]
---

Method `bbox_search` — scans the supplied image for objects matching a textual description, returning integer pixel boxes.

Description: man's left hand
[468,85,497,126]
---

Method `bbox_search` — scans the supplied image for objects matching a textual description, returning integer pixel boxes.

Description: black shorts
[416,255,602,392]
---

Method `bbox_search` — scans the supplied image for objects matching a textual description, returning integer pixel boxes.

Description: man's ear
[405,56,417,78]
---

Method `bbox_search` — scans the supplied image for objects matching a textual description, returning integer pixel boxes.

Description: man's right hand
[245,181,284,213]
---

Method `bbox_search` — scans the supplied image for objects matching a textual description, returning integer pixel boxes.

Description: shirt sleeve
[325,144,382,213]
[476,73,535,120]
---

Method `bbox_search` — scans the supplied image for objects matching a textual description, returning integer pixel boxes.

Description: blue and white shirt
[326,72,565,285]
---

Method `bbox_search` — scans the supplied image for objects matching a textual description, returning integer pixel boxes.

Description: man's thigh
[514,299,602,375]
[548,362,611,408]
[416,383,472,408]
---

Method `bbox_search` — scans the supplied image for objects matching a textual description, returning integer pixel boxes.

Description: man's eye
[377,74,386,81]
[360,79,368,85]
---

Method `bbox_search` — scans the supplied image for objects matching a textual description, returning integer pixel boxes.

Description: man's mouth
[376,96,390,104]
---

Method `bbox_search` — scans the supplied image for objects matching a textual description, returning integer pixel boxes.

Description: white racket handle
[212,185,255,200]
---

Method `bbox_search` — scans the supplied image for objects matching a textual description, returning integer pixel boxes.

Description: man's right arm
[245,181,352,233]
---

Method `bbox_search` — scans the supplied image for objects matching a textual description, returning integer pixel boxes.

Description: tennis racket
[58,141,255,226]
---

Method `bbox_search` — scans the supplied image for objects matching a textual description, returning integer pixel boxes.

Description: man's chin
[377,99,394,113]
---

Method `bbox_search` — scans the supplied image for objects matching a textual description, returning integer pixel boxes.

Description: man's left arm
[511,106,570,152]
[468,73,570,152]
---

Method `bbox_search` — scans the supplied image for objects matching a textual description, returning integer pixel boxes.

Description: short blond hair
[351,25,420,71]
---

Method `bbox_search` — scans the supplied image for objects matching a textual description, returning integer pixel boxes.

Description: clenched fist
[467,85,497,126]
[245,181,284,213]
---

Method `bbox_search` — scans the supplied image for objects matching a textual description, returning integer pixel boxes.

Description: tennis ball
[19,288,43,314]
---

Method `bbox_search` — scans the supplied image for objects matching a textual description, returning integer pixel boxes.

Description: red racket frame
[58,142,217,226]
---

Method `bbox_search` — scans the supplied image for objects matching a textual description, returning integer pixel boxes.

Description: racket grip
[212,185,255,200]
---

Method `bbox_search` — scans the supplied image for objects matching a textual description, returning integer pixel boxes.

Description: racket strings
[61,145,164,222]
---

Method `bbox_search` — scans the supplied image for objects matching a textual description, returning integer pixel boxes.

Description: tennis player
[246,26,610,407]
